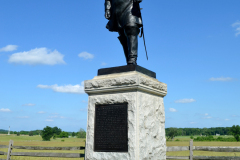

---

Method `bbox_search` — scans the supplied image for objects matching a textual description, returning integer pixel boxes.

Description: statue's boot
[118,36,129,64]
[126,34,138,65]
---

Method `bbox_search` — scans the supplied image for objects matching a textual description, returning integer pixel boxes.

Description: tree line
[2,126,239,142]
[0,126,86,141]
[166,125,240,142]
[0,130,41,135]
[165,127,231,136]
[1,127,235,137]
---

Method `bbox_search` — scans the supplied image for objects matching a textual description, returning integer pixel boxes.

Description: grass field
[1,135,240,159]
[167,136,240,157]
[0,134,85,160]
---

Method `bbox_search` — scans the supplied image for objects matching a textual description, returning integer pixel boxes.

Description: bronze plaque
[94,103,128,152]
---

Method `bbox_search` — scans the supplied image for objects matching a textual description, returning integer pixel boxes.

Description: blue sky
[0,0,239,132]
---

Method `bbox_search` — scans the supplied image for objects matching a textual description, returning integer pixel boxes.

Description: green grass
[0,134,85,160]
[167,136,240,157]
[1,135,240,159]
[168,135,235,141]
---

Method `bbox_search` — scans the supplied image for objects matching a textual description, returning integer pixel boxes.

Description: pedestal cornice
[84,71,167,97]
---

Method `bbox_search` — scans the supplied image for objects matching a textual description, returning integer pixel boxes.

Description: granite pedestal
[84,67,167,160]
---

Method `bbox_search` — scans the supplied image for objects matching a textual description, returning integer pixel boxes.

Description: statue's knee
[124,26,140,36]
[118,29,125,37]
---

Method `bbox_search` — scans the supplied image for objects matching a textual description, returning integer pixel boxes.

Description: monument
[84,0,167,159]
[8,126,10,135]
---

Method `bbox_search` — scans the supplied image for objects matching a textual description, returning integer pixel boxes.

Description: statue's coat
[106,0,142,32]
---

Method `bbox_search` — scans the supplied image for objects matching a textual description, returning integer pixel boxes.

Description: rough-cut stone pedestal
[84,71,167,160]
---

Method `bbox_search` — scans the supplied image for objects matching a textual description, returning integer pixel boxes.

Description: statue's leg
[124,26,140,65]
[118,29,129,64]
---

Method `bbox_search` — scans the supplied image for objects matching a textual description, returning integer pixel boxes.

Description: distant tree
[53,134,57,139]
[20,131,29,135]
[37,130,42,136]
[52,126,62,135]
[202,128,210,136]
[29,131,33,136]
[31,130,38,135]
[17,132,20,136]
[78,128,86,138]
[42,126,53,141]
[72,132,76,137]
[14,131,17,134]
[167,128,178,141]
[230,125,240,142]
[59,131,68,138]
[177,129,183,136]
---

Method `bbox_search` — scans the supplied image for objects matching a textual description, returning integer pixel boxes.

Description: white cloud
[169,108,177,112]
[232,20,240,37]
[175,99,196,103]
[232,21,240,27]
[0,108,11,112]
[45,119,53,122]
[203,116,212,119]
[48,115,65,119]
[8,48,66,65]
[225,119,230,121]
[0,45,18,52]
[101,62,107,66]
[18,116,29,119]
[209,77,233,82]
[22,103,35,106]
[49,115,58,118]
[205,113,208,116]
[37,111,46,114]
[78,52,94,60]
[37,83,84,94]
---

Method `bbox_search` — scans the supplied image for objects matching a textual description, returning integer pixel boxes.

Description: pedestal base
[84,71,167,160]
[98,65,156,78]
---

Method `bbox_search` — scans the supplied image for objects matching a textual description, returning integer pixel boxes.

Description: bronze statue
[105,0,143,65]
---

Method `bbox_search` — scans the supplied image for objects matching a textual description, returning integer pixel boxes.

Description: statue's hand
[105,10,111,19]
